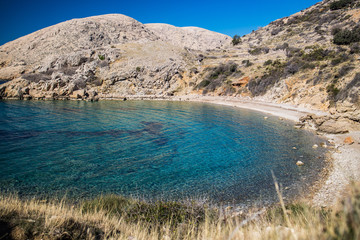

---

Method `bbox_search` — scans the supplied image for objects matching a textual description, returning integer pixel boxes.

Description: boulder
[87,90,99,101]
[296,161,304,166]
[317,120,349,134]
[70,89,86,99]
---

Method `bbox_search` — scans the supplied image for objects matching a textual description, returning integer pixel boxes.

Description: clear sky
[0,0,320,46]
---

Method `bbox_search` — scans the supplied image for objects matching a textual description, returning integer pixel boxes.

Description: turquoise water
[0,100,327,204]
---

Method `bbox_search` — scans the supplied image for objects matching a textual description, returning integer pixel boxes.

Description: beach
[168,95,360,207]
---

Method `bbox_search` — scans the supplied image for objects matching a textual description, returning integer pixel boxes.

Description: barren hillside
[0,0,359,132]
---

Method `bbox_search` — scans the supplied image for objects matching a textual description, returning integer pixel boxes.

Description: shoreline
[165,95,360,207]
[86,94,360,207]
[1,95,360,207]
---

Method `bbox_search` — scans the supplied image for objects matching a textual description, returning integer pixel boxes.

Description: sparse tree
[232,35,242,46]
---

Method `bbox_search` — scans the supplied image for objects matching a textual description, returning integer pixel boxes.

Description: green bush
[98,54,105,61]
[249,48,263,55]
[301,47,334,61]
[333,25,360,45]
[232,35,242,45]
[195,62,240,94]
[331,54,350,66]
[327,83,340,98]
[242,59,253,67]
[330,0,354,10]
[264,60,273,66]
[197,80,211,89]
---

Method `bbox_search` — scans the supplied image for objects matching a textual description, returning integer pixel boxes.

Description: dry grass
[1,183,360,240]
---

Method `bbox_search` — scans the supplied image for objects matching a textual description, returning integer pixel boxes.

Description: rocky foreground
[0,0,360,135]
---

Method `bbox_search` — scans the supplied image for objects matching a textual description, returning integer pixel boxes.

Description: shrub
[333,25,360,45]
[285,47,301,58]
[302,47,334,61]
[302,62,316,70]
[283,57,315,76]
[242,59,253,67]
[332,27,342,36]
[327,83,340,98]
[249,47,269,55]
[331,54,350,66]
[330,0,354,10]
[249,47,262,55]
[197,80,210,89]
[232,35,242,45]
[334,29,356,45]
[98,54,105,60]
[195,62,240,93]
[285,62,300,75]
[264,60,273,66]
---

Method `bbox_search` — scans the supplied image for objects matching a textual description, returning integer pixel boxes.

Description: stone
[70,89,86,99]
[320,142,328,148]
[87,90,98,101]
[344,137,354,145]
[317,120,349,134]
[23,94,32,100]
[296,161,304,166]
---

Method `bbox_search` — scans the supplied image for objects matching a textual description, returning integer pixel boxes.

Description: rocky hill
[0,14,230,99]
[0,0,359,132]
[145,23,231,51]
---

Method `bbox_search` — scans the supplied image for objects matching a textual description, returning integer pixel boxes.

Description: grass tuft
[1,183,360,239]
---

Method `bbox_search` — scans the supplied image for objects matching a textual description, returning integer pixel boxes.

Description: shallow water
[0,100,327,204]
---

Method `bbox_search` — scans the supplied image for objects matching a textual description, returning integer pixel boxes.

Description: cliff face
[0,1,359,131]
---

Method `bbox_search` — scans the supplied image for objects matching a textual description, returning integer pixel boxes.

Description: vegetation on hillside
[232,35,242,46]
[330,0,356,10]
[1,182,360,239]
[332,25,360,45]
[195,61,242,95]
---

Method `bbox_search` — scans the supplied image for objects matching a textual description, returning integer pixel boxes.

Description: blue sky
[0,0,320,45]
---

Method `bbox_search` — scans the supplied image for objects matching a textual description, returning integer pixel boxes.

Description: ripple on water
[0,100,328,204]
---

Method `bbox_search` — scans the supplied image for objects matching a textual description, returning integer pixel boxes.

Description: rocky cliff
[0,1,359,133]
